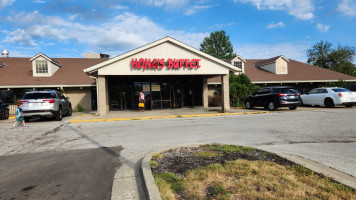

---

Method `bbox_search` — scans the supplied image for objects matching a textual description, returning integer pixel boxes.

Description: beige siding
[63,87,92,111]
[32,56,60,77]
[98,42,229,76]
[276,57,288,74]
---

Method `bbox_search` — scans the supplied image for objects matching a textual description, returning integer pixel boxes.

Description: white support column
[98,75,108,116]
[203,77,208,109]
[221,74,230,112]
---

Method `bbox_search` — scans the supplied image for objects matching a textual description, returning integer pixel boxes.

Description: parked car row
[245,86,356,111]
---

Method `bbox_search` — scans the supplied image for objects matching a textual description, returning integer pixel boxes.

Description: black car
[245,86,302,111]
[0,100,9,120]
[344,84,356,92]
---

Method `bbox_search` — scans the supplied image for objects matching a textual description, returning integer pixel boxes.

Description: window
[308,89,318,94]
[318,89,328,94]
[233,61,242,69]
[36,60,48,73]
[332,88,349,92]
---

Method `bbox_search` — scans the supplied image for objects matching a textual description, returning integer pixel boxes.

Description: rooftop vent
[1,50,9,57]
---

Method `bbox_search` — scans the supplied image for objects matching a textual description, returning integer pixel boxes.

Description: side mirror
[66,97,70,100]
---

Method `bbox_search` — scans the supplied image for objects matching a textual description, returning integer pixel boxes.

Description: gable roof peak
[30,52,62,67]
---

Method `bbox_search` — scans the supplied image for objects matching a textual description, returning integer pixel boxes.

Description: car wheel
[268,101,276,111]
[24,117,30,122]
[345,104,353,108]
[55,108,63,121]
[245,101,252,109]
[3,108,9,119]
[324,98,334,108]
[289,106,297,110]
[67,105,72,116]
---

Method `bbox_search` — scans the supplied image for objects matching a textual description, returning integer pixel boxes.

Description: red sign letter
[131,58,138,69]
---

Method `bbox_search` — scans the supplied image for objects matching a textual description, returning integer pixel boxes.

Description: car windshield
[23,92,56,99]
[332,88,350,92]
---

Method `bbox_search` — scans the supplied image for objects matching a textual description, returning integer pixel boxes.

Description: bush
[76,104,85,112]
[229,73,260,106]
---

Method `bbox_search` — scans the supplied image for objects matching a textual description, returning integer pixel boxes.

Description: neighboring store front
[84,37,240,116]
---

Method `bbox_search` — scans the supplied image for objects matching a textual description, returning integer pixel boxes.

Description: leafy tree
[229,73,259,106]
[307,40,332,69]
[307,41,356,77]
[200,30,236,59]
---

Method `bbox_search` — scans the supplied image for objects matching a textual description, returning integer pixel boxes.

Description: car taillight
[278,93,287,97]
[21,100,28,104]
[338,93,343,97]
[43,99,55,103]
[298,93,301,96]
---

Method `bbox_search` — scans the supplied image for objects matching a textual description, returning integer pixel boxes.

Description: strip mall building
[1,36,355,115]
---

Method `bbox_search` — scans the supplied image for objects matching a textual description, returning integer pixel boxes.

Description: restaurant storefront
[84,37,240,116]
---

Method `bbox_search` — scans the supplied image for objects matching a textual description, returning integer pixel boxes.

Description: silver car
[21,90,72,122]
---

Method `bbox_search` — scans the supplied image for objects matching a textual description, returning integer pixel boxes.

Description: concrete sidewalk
[69,107,269,123]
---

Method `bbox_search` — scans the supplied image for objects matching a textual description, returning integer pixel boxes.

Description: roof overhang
[0,84,95,89]
[84,36,240,74]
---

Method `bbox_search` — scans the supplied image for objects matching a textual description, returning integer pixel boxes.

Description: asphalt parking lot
[0,146,123,200]
[1,106,355,199]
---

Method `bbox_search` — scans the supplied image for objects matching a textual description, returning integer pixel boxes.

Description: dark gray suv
[245,86,302,111]
[21,90,72,122]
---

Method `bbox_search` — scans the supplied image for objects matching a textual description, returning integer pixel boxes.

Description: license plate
[290,96,295,99]
[30,102,41,106]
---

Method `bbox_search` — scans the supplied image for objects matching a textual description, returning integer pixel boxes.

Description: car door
[316,89,328,105]
[302,88,318,105]
[252,89,264,106]
[260,88,272,107]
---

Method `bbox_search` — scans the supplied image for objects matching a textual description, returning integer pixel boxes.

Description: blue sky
[0,0,355,62]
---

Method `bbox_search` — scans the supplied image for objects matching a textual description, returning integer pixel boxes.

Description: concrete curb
[141,144,356,199]
[69,111,269,124]
[141,153,162,200]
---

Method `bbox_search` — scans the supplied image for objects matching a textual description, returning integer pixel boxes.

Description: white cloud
[316,23,330,33]
[208,22,235,29]
[267,21,285,29]
[2,11,208,55]
[112,5,129,10]
[0,0,15,10]
[35,0,46,3]
[184,5,212,15]
[234,0,314,20]
[143,0,190,9]
[337,0,356,17]
[235,42,310,62]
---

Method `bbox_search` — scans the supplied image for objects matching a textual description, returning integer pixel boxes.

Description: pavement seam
[69,111,269,124]
[141,144,356,200]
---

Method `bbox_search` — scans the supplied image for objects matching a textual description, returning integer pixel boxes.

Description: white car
[301,87,356,108]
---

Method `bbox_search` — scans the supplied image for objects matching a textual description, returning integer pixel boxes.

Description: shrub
[76,104,85,112]
[229,73,260,106]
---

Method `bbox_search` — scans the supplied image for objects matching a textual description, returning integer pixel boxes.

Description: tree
[306,40,332,69]
[307,41,356,77]
[200,30,236,59]
[229,73,259,106]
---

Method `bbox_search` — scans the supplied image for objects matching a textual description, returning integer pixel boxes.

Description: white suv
[21,90,72,122]
[301,87,356,108]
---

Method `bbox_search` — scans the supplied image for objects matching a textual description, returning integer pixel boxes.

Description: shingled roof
[209,58,356,84]
[0,57,106,88]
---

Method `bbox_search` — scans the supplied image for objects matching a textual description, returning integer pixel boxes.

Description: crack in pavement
[257,139,356,146]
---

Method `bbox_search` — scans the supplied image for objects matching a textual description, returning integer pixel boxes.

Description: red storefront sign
[131,58,201,70]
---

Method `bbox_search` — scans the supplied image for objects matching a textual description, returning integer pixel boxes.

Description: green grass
[200,143,254,153]
[194,150,223,158]
[152,153,163,160]
[153,145,356,200]
[149,160,158,167]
